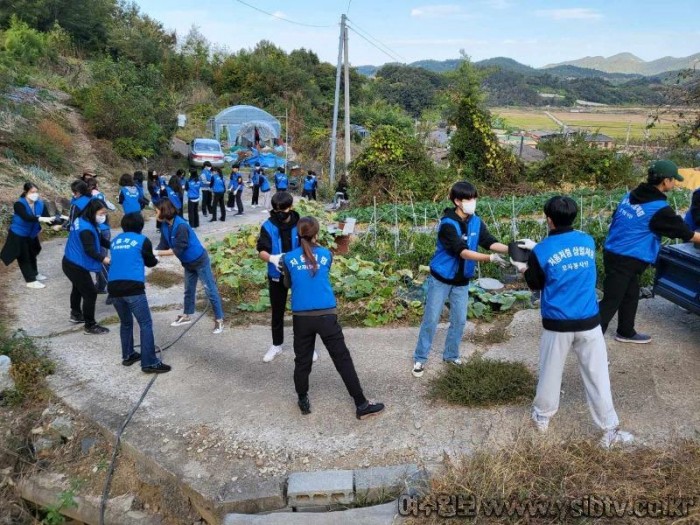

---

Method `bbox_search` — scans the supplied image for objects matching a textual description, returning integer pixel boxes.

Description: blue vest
[283,246,337,313]
[10,198,44,238]
[263,220,299,278]
[684,188,699,231]
[533,230,599,323]
[201,169,213,187]
[166,186,182,209]
[252,172,260,185]
[212,174,226,193]
[135,183,145,201]
[187,180,202,200]
[430,215,481,280]
[604,193,668,263]
[161,216,205,264]
[64,217,102,272]
[303,177,315,191]
[259,175,270,192]
[230,175,243,193]
[108,233,146,282]
[71,195,91,218]
[275,173,288,190]
[120,186,141,214]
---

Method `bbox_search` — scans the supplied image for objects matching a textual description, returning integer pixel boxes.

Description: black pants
[62,257,98,327]
[251,186,259,205]
[599,250,648,337]
[16,239,38,283]
[227,191,236,209]
[292,314,367,407]
[188,200,200,228]
[269,277,288,346]
[211,192,225,220]
[201,191,212,216]
[235,191,244,214]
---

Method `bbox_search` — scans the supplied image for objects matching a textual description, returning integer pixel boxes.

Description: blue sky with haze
[134,0,699,67]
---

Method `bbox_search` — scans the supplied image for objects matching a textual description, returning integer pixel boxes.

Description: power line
[346,18,405,62]
[232,0,333,28]
[346,0,353,15]
[346,25,403,63]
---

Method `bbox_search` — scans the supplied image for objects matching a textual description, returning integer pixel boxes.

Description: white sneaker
[443,358,463,365]
[36,274,48,281]
[531,411,549,432]
[170,315,191,327]
[27,281,45,289]
[600,428,634,448]
[213,319,224,334]
[312,350,319,362]
[263,345,283,362]
[412,362,424,378]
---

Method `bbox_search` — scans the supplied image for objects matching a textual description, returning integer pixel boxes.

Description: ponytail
[297,216,320,276]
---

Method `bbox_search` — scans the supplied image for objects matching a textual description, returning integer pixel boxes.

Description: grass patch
[148,268,183,288]
[430,356,535,407]
[0,328,54,405]
[413,435,700,524]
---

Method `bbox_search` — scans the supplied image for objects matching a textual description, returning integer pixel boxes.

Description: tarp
[239,152,286,169]
[678,168,700,190]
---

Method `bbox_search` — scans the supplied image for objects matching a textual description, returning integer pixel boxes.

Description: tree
[445,57,522,183]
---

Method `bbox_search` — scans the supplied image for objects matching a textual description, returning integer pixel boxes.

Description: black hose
[98,304,209,525]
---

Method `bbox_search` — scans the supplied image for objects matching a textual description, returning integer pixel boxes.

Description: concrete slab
[287,469,354,506]
[223,501,399,525]
[355,464,421,503]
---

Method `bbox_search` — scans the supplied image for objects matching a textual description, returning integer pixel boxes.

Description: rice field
[492,107,687,141]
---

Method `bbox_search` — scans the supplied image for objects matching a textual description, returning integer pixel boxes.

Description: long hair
[21,181,38,197]
[297,216,320,275]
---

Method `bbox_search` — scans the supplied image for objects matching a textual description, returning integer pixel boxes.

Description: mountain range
[356,52,700,79]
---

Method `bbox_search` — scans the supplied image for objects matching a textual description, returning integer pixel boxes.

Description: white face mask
[461,199,477,215]
[96,214,107,225]
[27,192,39,202]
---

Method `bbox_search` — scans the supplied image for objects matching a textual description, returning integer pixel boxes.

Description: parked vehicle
[653,242,700,315]
[188,138,225,168]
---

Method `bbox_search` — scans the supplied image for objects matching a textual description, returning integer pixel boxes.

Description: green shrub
[430,356,536,407]
[0,328,54,404]
[2,16,47,65]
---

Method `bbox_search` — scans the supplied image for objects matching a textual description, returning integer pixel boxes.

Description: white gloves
[517,238,537,251]
[38,217,53,223]
[268,254,283,269]
[489,253,507,268]
[510,259,528,273]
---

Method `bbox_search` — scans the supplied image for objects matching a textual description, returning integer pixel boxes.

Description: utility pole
[343,16,351,177]
[284,107,289,170]
[329,14,346,190]
[625,121,631,148]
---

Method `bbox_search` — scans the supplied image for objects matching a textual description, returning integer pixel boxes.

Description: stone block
[287,469,354,507]
[355,464,420,503]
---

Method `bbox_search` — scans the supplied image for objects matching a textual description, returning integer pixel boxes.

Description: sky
[134,0,700,68]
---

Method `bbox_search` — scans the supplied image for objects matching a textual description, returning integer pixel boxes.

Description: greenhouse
[210,105,281,146]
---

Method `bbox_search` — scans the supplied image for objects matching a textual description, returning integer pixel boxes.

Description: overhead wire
[345,18,405,62]
[232,0,333,28]
[346,26,403,64]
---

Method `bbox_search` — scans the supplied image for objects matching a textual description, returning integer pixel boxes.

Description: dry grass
[148,269,183,288]
[36,118,72,152]
[411,433,700,524]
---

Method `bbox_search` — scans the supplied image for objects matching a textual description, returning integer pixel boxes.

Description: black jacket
[256,211,301,255]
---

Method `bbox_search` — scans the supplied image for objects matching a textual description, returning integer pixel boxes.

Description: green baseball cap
[649,160,684,181]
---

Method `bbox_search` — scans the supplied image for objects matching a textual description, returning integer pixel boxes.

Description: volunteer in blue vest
[301,171,316,200]
[226,165,240,211]
[514,196,633,448]
[154,200,225,334]
[118,173,143,215]
[599,160,700,344]
[684,186,700,232]
[1,183,56,289]
[108,213,171,374]
[412,181,508,378]
[164,175,184,216]
[274,167,288,192]
[185,168,201,228]
[69,180,91,223]
[258,169,272,212]
[87,177,115,294]
[62,199,111,334]
[229,167,245,216]
[257,192,318,363]
[250,164,262,207]
[281,216,384,419]
[209,166,227,222]
[199,161,213,217]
